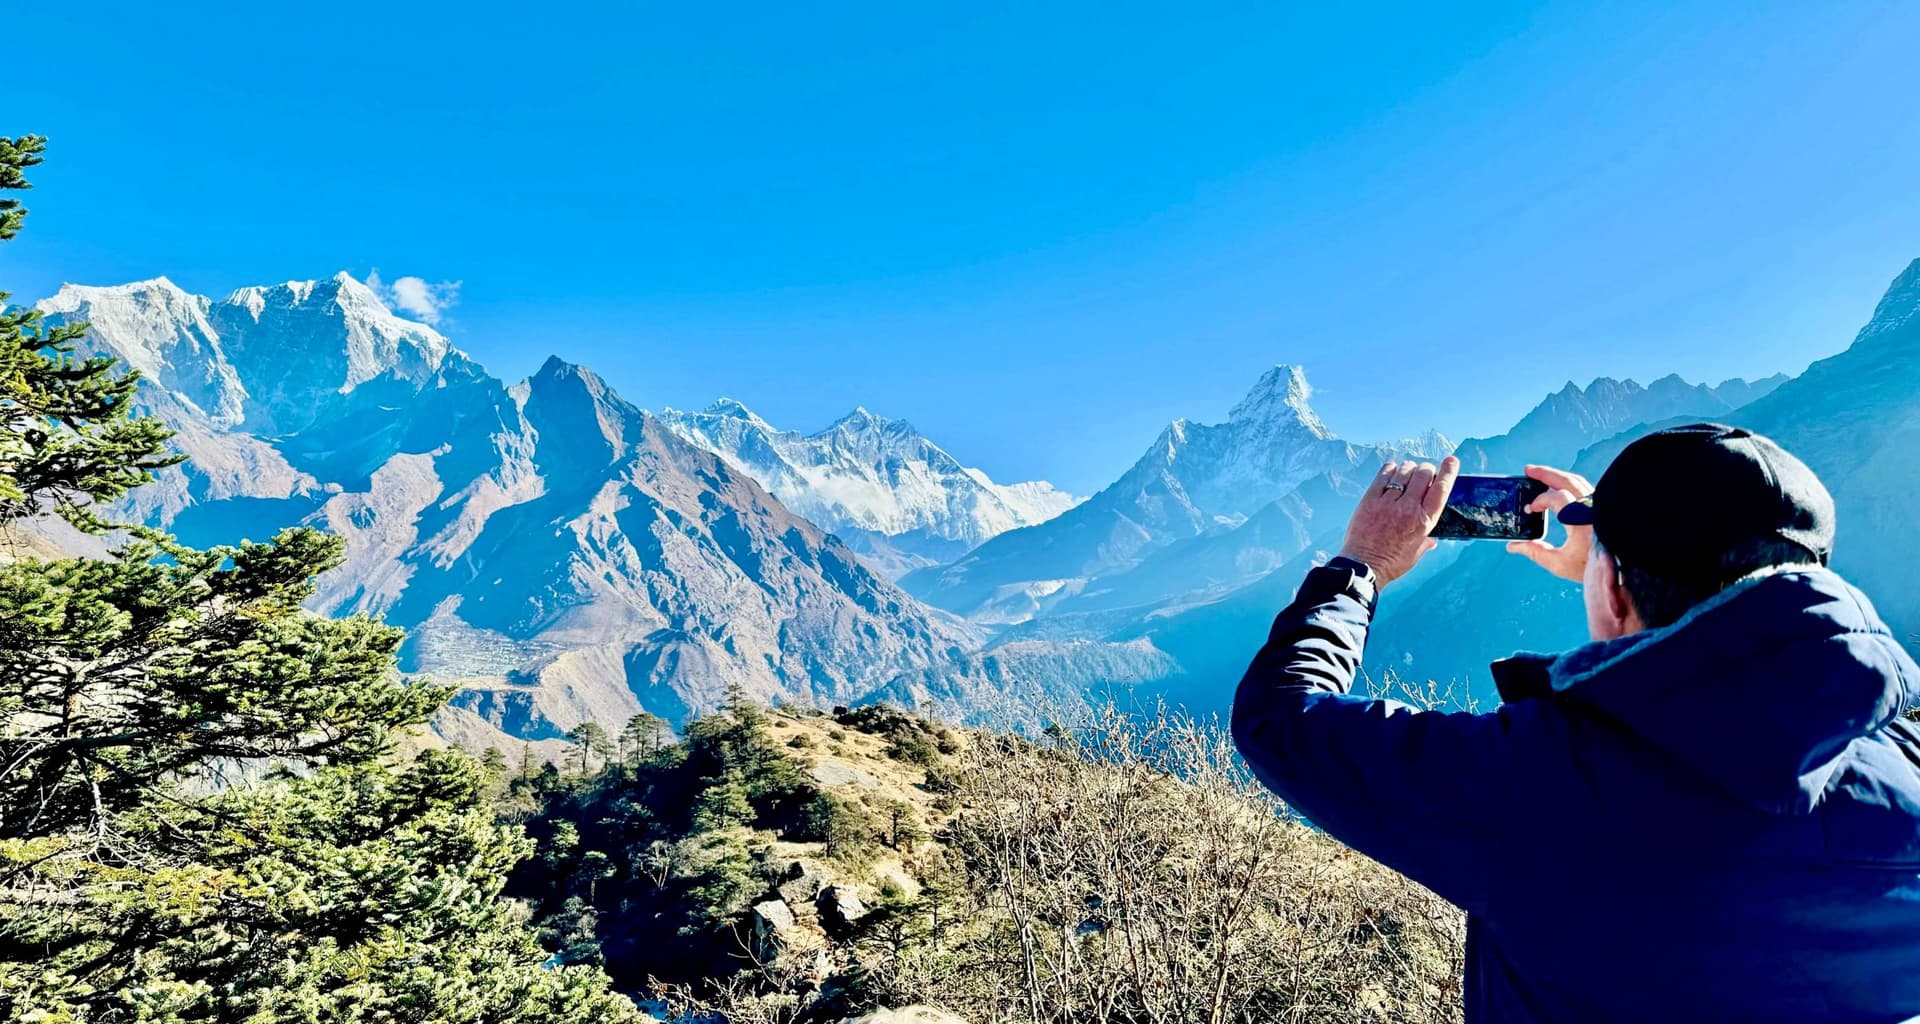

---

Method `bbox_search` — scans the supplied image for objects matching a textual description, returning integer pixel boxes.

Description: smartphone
[1429,475,1549,541]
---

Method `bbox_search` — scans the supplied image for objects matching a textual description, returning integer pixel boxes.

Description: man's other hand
[1505,464,1595,581]
[1338,456,1460,586]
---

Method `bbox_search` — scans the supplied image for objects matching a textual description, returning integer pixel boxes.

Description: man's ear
[1603,553,1642,633]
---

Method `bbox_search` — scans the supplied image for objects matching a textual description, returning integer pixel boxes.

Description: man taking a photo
[1232,423,1920,1022]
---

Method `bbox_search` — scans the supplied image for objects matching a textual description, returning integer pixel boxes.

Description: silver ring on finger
[1383,482,1407,493]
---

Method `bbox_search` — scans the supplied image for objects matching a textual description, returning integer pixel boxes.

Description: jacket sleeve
[1229,561,1516,915]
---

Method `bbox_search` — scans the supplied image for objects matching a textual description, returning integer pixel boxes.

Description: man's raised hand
[1505,463,1595,582]
[1338,455,1460,586]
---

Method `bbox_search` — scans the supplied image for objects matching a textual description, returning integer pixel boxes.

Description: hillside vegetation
[508,697,1465,1023]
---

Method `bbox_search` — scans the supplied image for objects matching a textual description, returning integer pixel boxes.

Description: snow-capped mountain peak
[704,396,769,424]
[36,277,242,426]
[40,274,199,309]
[1393,428,1456,460]
[903,361,1429,620]
[329,269,396,314]
[221,273,454,387]
[823,405,908,438]
[39,272,475,444]
[657,398,1079,576]
[1854,256,1920,350]
[1228,364,1331,438]
[38,276,209,327]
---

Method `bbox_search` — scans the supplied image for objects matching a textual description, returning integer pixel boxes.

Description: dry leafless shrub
[928,699,1465,1024]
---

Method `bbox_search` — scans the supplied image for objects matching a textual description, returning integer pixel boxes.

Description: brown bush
[920,703,1464,1023]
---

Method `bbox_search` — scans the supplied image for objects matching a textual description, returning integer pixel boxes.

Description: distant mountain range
[1449,373,1791,476]
[24,258,1920,744]
[1354,261,1920,706]
[1046,261,1920,715]
[1360,373,1794,703]
[657,399,1077,579]
[31,274,1155,748]
[960,367,1796,713]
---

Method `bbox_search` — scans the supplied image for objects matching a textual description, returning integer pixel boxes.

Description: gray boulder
[751,899,799,961]
[817,884,868,934]
[778,859,831,907]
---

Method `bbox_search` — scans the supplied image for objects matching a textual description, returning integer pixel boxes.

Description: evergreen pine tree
[0,135,179,530]
[618,711,666,768]
[567,720,613,776]
[0,139,636,1022]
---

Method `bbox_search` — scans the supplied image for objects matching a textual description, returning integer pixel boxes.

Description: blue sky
[7,1,1919,493]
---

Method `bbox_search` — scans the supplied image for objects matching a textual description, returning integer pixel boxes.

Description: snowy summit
[658,399,1079,577]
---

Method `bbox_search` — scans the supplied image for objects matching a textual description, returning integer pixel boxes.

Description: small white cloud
[363,268,460,324]
[386,275,461,324]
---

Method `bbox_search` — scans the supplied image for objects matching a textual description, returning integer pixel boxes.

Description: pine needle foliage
[0,139,636,1023]
[0,135,180,531]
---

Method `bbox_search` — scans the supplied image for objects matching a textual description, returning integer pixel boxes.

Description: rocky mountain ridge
[33,274,1161,746]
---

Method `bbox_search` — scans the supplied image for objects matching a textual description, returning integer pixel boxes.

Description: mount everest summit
[657,399,1077,578]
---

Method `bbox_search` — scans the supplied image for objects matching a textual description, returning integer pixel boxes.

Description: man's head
[1560,424,1835,641]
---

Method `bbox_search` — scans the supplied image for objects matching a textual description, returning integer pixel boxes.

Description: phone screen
[1430,475,1549,541]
